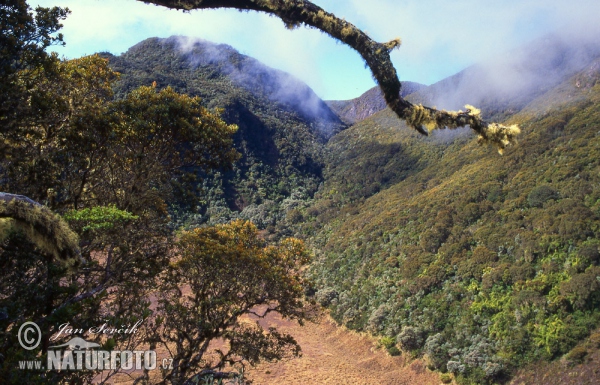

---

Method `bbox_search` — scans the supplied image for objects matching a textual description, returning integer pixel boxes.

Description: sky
[33,0,599,100]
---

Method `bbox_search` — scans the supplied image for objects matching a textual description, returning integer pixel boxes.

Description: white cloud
[33,0,600,99]
[347,0,600,84]
[35,0,343,96]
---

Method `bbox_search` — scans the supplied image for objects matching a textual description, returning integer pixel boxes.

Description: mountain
[107,36,344,139]
[327,31,600,128]
[326,81,426,125]
[104,36,345,232]
[103,32,600,384]
[407,32,600,122]
[303,37,600,384]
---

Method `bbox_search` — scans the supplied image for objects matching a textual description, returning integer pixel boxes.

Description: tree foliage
[1,3,313,383]
[305,70,600,384]
[0,0,68,146]
[151,220,311,384]
[3,54,239,212]
[106,37,329,233]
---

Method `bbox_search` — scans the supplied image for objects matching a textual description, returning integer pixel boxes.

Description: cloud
[36,0,345,96]
[34,0,600,100]
[170,36,343,137]
[347,0,600,85]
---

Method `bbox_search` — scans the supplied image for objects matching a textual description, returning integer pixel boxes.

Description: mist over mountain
[408,31,600,122]
[104,36,346,231]
[327,31,600,128]
[107,36,344,139]
[177,36,345,137]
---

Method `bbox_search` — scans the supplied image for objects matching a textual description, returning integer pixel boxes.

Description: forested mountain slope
[104,37,343,232]
[102,33,600,384]
[306,52,600,384]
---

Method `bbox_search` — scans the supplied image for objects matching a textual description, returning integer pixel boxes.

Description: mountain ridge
[326,31,600,128]
[104,36,342,231]
[326,81,426,125]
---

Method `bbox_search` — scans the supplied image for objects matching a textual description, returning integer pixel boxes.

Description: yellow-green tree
[0,15,240,383]
[151,220,312,384]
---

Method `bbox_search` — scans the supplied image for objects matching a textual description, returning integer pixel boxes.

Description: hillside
[326,82,425,125]
[105,33,600,385]
[303,48,600,384]
[246,313,441,385]
[104,37,344,233]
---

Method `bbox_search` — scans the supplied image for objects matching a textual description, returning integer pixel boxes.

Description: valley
[3,3,600,381]
[101,33,600,384]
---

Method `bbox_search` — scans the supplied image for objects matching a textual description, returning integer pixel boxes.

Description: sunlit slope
[307,58,600,383]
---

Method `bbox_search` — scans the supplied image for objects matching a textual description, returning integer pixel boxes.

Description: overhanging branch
[0,192,82,265]
[139,0,520,153]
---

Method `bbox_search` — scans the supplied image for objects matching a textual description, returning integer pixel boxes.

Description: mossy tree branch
[139,0,520,152]
[0,192,81,266]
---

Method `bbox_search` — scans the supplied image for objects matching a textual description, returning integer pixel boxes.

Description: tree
[2,55,118,206]
[0,43,240,385]
[140,0,520,153]
[0,0,69,150]
[1,4,316,384]
[3,55,239,212]
[150,220,313,384]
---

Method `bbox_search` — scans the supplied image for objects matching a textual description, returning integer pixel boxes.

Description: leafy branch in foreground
[140,0,520,153]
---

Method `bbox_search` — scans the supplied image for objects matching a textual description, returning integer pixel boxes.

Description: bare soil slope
[247,314,440,385]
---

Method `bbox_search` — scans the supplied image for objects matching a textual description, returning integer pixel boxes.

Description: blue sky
[34,0,598,100]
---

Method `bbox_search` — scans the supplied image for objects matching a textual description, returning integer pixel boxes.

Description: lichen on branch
[0,193,81,266]
[140,0,519,152]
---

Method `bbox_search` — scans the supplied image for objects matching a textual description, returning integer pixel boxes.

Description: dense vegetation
[104,37,344,237]
[307,57,600,384]
[4,1,600,384]
[0,3,313,384]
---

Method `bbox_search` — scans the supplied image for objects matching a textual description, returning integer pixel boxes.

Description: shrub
[440,373,453,384]
[446,360,465,373]
[367,304,389,333]
[565,345,588,366]
[397,326,424,351]
[315,287,338,307]
[578,243,600,265]
[379,336,400,356]
[387,345,401,356]
[424,333,448,370]
[590,331,600,348]
[527,185,559,207]
[559,267,600,310]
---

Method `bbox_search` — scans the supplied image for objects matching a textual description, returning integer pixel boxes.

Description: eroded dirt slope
[247,314,440,385]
